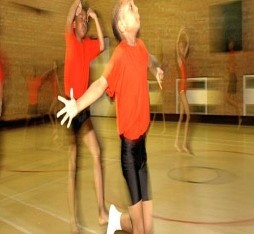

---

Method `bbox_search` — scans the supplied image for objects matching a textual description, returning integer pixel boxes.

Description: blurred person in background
[0,54,3,117]
[174,27,192,154]
[226,38,242,128]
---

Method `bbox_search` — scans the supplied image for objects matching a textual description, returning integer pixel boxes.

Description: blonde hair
[112,1,123,42]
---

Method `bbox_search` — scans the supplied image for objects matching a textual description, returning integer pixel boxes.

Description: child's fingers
[58,95,67,104]
[70,88,74,99]
[57,107,66,118]
[61,113,69,126]
[67,117,72,128]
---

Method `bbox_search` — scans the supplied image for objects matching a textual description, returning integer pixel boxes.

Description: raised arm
[176,27,182,62]
[87,8,105,51]
[76,76,107,112]
[57,76,108,127]
[176,27,189,58]
[183,29,189,57]
[148,54,164,90]
[66,0,82,33]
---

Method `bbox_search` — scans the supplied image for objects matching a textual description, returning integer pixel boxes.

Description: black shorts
[71,109,90,134]
[120,134,151,205]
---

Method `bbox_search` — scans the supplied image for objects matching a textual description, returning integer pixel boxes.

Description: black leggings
[121,134,151,205]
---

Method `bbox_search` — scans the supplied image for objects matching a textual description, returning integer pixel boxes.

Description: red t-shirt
[64,27,100,99]
[0,63,2,83]
[228,50,236,74]
[103,39,150,140]
[179,63,187,93]
[0,54,3,83]
[27,76,43,105]
[49,72,58,99]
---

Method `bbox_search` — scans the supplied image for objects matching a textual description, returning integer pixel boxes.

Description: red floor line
[153,214,254,225]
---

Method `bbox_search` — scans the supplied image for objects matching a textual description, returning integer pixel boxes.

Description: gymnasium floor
[0,117,254,234]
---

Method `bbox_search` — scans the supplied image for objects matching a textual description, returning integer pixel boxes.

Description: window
[209,1,242,52]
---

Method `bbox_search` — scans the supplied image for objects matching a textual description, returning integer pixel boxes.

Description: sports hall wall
[0,0,254,121]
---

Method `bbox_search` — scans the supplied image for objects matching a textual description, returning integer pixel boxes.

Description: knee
[178,115,184,122]
[186,114,190,122]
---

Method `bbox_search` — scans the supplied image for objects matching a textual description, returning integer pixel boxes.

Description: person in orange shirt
[26,70,43,117]
[58,1,163,233]
[0,49,8,118]
[63,0,107,233]
[0,57,3,117]
[47,61,61,141]
[226,38,242,127]
[24,65,52,118]
[174,27,191,154]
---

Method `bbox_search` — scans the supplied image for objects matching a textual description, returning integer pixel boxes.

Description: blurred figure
[174,27,191,154]
[0,53,3,177]
[23,66,52,125]
[0,54,3,117]
[0,49,8,118]
[0,48,8,176]
[47,61,61,141]
[63,0,107,233]
[226,38,242,127]
[25,67,43,118]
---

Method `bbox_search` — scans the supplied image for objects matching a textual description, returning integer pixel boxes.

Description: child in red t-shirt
[63,0,107,233]
[58,1,163,233]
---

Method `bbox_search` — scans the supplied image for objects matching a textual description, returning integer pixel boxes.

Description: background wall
[0,0,254,120]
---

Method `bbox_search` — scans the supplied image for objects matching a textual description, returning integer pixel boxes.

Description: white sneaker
[106,204,122,234]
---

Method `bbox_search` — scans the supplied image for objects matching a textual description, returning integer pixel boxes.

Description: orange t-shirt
[103,39,150,140]
[50,72,58,99]
[0,63,2,83]
[228,50,236,74]
[64,27,100,99]
[27,76,42,105]
[179,62,187,93]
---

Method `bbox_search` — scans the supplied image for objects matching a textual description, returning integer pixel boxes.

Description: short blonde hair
[112,1,123,42]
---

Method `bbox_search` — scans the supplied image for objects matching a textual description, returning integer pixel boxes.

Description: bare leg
[128,201,145,234]
[122,200,152,234]
[82,118,108,225]
[175,94,184,152]
[142,200,153,234]
[48,99,59,141]
[227,94,242,128]
[180,92,191,153]
[68,141,80,233]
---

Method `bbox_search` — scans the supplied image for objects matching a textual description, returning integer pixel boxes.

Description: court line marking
[0,177,97,234]
[153,214,254,225]
[0,217,32,234]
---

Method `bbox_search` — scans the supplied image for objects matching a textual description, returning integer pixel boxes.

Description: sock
[106,204,122,234]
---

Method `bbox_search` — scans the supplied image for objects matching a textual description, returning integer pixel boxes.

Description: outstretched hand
[57,88,78,128]
[156,67,164,90]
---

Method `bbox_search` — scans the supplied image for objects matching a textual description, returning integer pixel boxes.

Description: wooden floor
[1,116,254,234]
